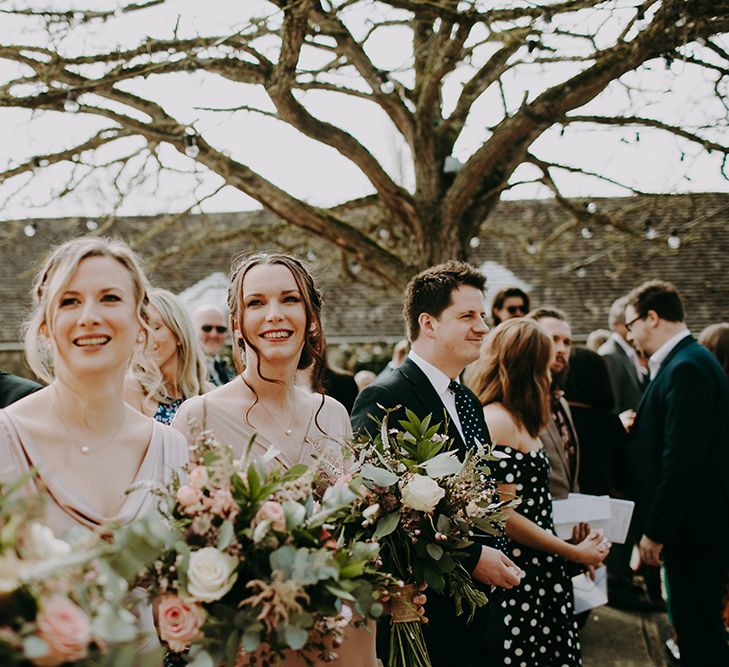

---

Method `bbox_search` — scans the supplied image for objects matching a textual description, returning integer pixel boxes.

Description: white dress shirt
[648,329,691,380]
[408,350,466,443]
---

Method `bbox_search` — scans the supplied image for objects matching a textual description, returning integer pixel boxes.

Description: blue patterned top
[153,398,185,426]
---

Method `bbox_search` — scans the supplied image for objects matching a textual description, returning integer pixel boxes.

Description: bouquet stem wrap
[390,584,421,624]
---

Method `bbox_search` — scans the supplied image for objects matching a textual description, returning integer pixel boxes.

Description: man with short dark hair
[352,260,521,666]
[625,280,729,664]
[527,307,580,499]
[491,286,530,326]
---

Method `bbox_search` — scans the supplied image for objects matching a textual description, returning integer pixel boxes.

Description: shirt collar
[612,331,636,359]
[648,329,691,379]
[408,350,454,397]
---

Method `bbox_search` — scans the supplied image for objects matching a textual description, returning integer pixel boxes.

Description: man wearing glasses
[193,305,235,386]
[490,286,530,326]
[624,280,729,665]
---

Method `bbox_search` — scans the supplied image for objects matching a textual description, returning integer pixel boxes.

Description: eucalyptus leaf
[360,464,398,488]
[186,650,216,667]
[217,520,234,550]
[419,451,463,478]
[22,635,49,660]
[285,624,309,650]
[426,543,444,561]
[373,511,400,539]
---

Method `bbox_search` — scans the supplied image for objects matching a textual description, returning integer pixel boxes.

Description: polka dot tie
[448,380,489,450]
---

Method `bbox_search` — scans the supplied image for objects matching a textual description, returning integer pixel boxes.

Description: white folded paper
[552,493,634,544]
[572,565,608,614]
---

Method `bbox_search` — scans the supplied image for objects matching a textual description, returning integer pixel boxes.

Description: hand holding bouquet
[343,409,514,667]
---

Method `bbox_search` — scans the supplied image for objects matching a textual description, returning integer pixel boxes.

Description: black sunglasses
[201,325,227,334]
[506,305,526,315]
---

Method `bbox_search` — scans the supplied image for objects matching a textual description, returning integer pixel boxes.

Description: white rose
[186,547,238,602]
[22,523,72,560]
[400,474,445,513]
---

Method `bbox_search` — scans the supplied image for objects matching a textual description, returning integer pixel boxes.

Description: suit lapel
[635,335,694,416]
[397,359,466,452]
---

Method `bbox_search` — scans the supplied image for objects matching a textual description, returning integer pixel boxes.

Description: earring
[136,334,145,344]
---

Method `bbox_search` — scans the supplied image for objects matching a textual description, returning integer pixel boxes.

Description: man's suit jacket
[0,371,41,409]
[539,396,580,500]
[627,336,729,547]
[350,357,497,665]
[599,337,643,414]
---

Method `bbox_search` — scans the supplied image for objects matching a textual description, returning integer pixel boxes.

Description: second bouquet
[140,426,394,666]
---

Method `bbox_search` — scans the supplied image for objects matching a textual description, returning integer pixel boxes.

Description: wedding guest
[124,288,209,424]
[563,347,627,498]
[527,307,581,499]
[699,322,729,378]
[375,338,409,379]
[193,304,235,386]
[0,370,41,408]
[625,280,729,665]
[354,369,376,391]
[469,319,609,666]
[491,286,529,326]
[173,252,379,666]
[352,261,521,667]
[0,237,188,644]
[586,328,611,352]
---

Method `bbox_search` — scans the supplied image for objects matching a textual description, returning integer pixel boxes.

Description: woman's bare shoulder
[482,403,522,448]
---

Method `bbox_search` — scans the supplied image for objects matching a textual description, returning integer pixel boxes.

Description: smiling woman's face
[240,263,307,365]
[50,255,139,377]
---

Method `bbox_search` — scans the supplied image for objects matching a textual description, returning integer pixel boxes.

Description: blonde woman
[0,237,188,534]
[125,287,209,424]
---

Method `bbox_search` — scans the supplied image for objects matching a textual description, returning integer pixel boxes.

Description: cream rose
[400,474,445,513]
[34,595,91,666]
[186,547,238,602]
[157,595,205,652]
[188,466,209,490]
[22,523,71,561]
[254,501,287,532]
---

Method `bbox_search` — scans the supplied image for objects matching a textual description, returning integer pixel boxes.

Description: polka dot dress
[495,448,581,667]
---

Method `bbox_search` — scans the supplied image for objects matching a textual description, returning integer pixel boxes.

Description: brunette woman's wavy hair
[467,318,553,438]
[227,252,326,418]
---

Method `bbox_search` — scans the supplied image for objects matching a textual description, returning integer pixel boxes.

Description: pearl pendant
[80,446,90,455]
[284,429,292,436]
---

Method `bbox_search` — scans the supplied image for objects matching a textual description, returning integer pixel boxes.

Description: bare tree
[1,0,728,287]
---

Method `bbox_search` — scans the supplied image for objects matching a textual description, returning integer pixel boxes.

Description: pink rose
[177,485,203,508]
[34,595,91,667]
[188,466,209,490]
[254,501,286,532]
[208,488,238,519]
[157,595,205,653]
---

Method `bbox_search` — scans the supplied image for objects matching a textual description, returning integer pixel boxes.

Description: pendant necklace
[241,377,297,437]
[51,386,126,456]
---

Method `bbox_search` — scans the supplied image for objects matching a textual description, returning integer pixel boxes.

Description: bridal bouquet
[343,410,512,667]
[142,427,394,666]
[0,476,169,667]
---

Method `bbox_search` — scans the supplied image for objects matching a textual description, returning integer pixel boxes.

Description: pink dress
[0,410,189,655]
[172,392,377,667]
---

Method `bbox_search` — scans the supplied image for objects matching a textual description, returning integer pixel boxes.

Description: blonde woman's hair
[24,236,151,384]
[132,288,209,404]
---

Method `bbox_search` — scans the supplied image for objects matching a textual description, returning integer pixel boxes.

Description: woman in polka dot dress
[468,319,610,666]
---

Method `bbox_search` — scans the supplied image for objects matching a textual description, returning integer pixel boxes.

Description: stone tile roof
[1,192,727,346]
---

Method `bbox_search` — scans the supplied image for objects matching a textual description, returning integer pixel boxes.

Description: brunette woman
[468,319,609,667]
[173,252,372,666]
[125,287,209,425]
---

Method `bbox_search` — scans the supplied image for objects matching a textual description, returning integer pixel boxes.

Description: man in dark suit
[599,296,657,611]
[527,308,581,499]
[625,280,729,665]
[193,305,235,386]
[0,370,41,408]
[351,261,521,666]
[599,296,645,415]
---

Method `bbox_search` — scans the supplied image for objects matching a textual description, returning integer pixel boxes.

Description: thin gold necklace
[241,376,297,437]
[51,386,126,456]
